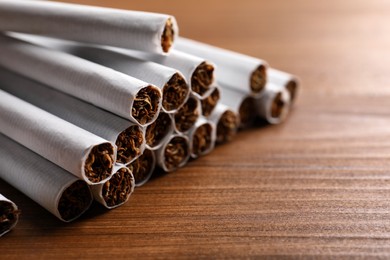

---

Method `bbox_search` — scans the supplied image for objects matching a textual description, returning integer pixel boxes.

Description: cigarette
[0,67,145,165]
[0,90,116,185]
[0,194,20,237]
[268,68,300,105]
[200,86,221,117]
[0,134,93,222]
[0,0,178,53]
[155,135,190,172]
[256,83,291,125]
[208,104,240,143]
[145,112,174,150]
[219,86,257,128]
[0,34,162,126]
[176,37,268,94]
[128,148,156,187]
[91,165,135,209]
[172,96,201,133]
[187,118,216,159]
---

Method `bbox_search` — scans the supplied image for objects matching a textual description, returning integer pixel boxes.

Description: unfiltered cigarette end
[58,180,92,222]
[84,143,115,183]
[164,136,189,171]
[217,110,239,143]
[174,97,199,132]
[146,112,172,147]
[129,149,155,186]
[192,123,213,157]
[191,62,214,96]
[102,168,134,207]
[271,92,287,118]
[162,73,189,112]
[132,85,161,125]
[0,201,20,236]
[161,18,175,53]
[250,65,267,94]
[201,88,220,117]
[116,125,144,164]
[239,97,257,127]
[286,80,298,103]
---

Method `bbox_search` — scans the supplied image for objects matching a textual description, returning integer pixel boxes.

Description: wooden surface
[2,0,390,258]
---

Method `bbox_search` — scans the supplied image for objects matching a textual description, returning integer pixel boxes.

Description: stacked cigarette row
[0,0,299,232]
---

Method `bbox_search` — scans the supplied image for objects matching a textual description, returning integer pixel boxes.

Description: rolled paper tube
[268,68,300,105]
[145,112,174,150]
[91,165,135,209]
[208,104,240,144]
[0,34,162,126]
[219,86,258,128]
[0,0,178,53]
[155,134,190,172]
[0,194,20,237]
[187,117,216,159]
[199,86,221,117]
[0,90,116,185]
[0,134,93,222]
[256,83,291,125]
[176,37,268,95]
[0,67,145,165]
[172,96,201,133]
[128,149,156,187]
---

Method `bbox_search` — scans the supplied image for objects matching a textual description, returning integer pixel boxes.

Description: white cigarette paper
[268,68,300,104]
[129,148,156,187]
[187,117,216,159]
[176,37,268,95]
[0,134,93,222]
[0,0,178,53]
[256,83,291,125]
[91,165,135,209]
[0,34,162,126]
[0,67,145,165]
[0,90,116,185]
[155,134,190,172]
[208,104,240,144]
[0,194,19,237]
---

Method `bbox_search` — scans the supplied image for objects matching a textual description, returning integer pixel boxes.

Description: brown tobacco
[271,92,286,118]
[0,201,19,235]
[164,136,189,171]
[132,86,161,125]
[286,80,298,102]
[161,18,175,53]
[201,88,220,117]
[129,149,154,185]
[102,168,134,207]
[116,125,144,164]
[239,97,257,127]
[191,62,214,96]
[146,112,172,147]
[250,65,267,93]
[58,180,92,221]
[84,143,115,183]
[192,123,213,157]
[162,73,189,111]
[217,110,239,143]
[174,97,199,132]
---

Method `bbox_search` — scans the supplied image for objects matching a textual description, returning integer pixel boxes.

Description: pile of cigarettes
[0,0,299,235]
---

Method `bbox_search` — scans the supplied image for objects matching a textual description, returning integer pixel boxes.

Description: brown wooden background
[2,0,390,258]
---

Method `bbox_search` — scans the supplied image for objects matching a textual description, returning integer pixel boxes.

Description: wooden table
[2,0,390,258]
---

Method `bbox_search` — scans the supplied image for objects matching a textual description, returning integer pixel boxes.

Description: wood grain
[2,0,390,258]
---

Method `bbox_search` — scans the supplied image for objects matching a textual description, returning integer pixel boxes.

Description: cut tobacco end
[201,87,220,117]
[0,200,20,236]
[286,80,298,103]
[84,143,115,184]
[164,136,189,171]
[192,123,213,157]
[132,85,161,125]
[129,149,155,186]
[115,125,144,164]
[146,112,173,148]
[239,97,257,127]
[191,62,214,96]
[250,64,267,94]
[217,110,239,143]
[271,92,287,118]
[174,97,200,133]
[102,167,134,208]
[162,72,189,112]
[161,18,175,53]
[57,180,92,222]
